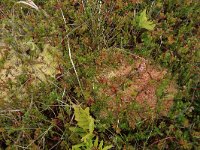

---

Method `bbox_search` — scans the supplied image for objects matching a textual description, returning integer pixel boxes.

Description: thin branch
[67,38,84,95]
[57,0,84,97]
[0,109,24,113]
[16,1,39,11]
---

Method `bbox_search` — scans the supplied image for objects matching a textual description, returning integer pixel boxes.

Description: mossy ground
[0,0,199,149]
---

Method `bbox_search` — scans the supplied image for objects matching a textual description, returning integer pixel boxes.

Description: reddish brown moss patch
[93,48,177,130]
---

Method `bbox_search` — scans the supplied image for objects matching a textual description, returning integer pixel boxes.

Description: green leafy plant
[70,105,113,150]
[135,9,156,31]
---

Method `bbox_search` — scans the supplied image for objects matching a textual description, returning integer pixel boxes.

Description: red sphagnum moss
[94,48,177,130]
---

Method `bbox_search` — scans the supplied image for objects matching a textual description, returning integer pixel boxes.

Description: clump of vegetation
[0,0,199,149]
[87,48,177,132]
[70,105,113,150]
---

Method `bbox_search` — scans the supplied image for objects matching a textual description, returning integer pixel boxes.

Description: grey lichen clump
[93,48,177,131]
[0,43,62,103]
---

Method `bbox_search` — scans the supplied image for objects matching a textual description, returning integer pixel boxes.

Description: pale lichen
[0,43,62,103]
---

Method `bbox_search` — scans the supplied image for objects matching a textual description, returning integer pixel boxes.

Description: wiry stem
[57,0,84,97]
[67,37,84,96]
